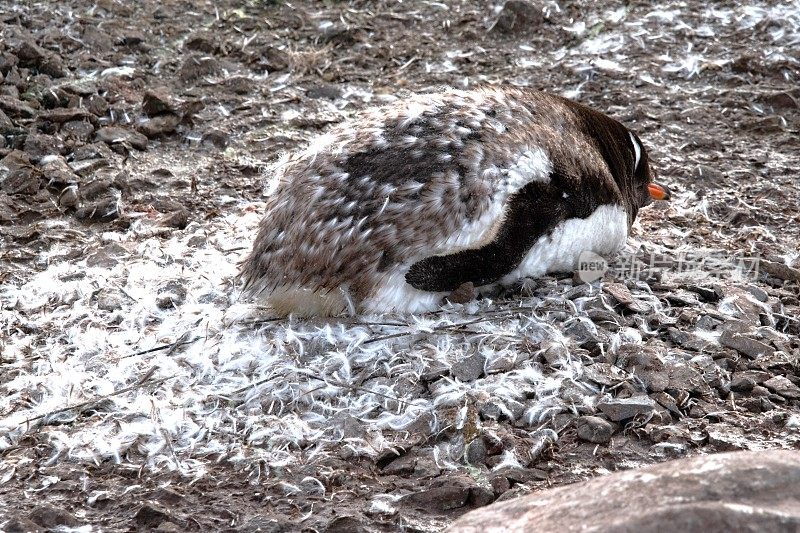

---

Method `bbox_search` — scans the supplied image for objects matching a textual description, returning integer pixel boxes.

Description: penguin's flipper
[405,180,567,292]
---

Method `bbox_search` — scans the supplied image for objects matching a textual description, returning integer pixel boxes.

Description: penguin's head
[565,97,670,227]
[627,130,670,211]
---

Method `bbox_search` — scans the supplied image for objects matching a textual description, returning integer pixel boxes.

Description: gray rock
[97,290,123,311]
[178,54,220,82]
[541,343,568,364]
[136,114,181,138]
[489,0,546,34]
[202,129,230,149]
[24,133,63,162]
[452,351,485,382]
[325,515,368,533]
[597,396,655,422]
[745,284,769,302]
[381,453,417,476]
[29,504,81,529]
[135,503,172,529]
[616,345,669,393]
[96,126,148,150]
[142,87,178,116]
[719,329,775,358]
[0,95,36,118]
[402,483,470,512]
[576,415,614,444]
[2,516,45,533]
[729,375,756,393]
[583,363,628,387]
[0,150,39,195]
[39,107,96,124]
[668,327,714,352]
[465,438,487,465]
[763,376,800,400]
[156,280,187,309]
[447,450,800,533]
[563,319,607,348]
[760,260,800,282]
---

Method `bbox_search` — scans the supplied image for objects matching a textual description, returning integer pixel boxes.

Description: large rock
[447,450,800,533]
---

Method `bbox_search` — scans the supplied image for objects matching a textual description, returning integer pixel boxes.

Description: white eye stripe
[629,132,641,170]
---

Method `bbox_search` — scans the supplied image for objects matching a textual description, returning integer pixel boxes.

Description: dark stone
[39,107,96,124]
[306,83,343,100]
[142,87,178,116]
[0,150,39,195]
[82,25,115,51]
[61,119,96,142]
[597,396,655,422]
[719,329,775,358]
[2,516,45,533]
[490,474,511,497]
[381,453,417,476]
[136,114,181,138]
[96,126,148,150]
[402,484,471,512]
[201,129,230,149]
[452,351,485,382]
[447,281,476,304]
[156,280,187,309]
[24,133,63,162]
[576,415,614,444]
[240,516,293,533]
[178,54,220,82]
[224,76,255,95]
[28,504,81,529]
[763,376,800,400]
[489,1,546,35]
[325,515,367,533]
[760,260,800,282]
[0,95,36,117]
[730,375,756,393]
[470,486,496,508]
[495,467,548,485]
[135,503,171,529]
[759,91,800,110]
[668,327,713,352]
[160,209,189,229]
[184,33,218,54]
[465,438,487,465]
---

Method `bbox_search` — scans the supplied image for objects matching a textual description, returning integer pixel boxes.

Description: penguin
[240,86,671,317]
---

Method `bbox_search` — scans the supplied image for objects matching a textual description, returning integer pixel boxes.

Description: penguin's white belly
[500,203,628,285]
[363,204,628,314]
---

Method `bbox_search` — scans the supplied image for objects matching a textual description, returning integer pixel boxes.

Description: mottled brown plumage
[240,86,663,316]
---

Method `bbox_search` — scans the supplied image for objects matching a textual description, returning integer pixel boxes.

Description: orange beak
[648,182,671,201]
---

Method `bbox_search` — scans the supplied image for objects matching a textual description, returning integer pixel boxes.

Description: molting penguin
[240,86,671,316]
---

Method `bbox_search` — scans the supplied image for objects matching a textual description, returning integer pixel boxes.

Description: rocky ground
[1,0,799,531]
